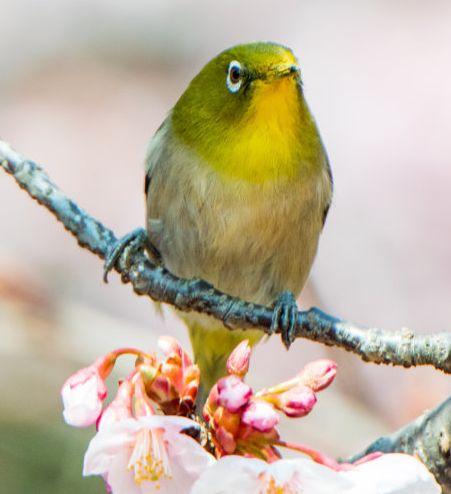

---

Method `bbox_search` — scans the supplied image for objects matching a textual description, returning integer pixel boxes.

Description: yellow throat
[218,76,303,183]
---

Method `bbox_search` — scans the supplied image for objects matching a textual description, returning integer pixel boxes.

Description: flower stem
[274,440,343,471]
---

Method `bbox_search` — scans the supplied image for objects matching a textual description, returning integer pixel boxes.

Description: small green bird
[105,42,332,402]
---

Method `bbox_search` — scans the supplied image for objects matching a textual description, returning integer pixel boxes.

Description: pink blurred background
[1,1,450,492]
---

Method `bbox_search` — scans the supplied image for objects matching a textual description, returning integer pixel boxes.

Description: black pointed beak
[275,64,300,79]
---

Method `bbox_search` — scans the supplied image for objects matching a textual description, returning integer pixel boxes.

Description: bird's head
[172,42,319,182]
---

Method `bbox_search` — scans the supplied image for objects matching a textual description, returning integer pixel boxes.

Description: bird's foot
[103,227,152,283]
[270,291,299,349]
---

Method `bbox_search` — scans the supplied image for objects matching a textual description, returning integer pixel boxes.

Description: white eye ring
[226,60,243,93]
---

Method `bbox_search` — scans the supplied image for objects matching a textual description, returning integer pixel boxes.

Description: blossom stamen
[127,428,172,487]
[260,473,299,494]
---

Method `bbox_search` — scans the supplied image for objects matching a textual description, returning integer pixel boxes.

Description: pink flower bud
[149,374,172,402]
[97,380,133,431]
[216,426,237,454]
[226,340,251,377]
[217,375,252,413]
[180,365,200,411]
[242,400,279,432]
[274,386,317,418]
[153,336,200,415]
[298,360,337,392]
[158,335,193,367]
[203,383,220,423]
[61,356,113,427]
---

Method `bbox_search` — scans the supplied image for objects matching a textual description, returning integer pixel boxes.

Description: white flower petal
[83,419,137,476]
[165,431,216,477]
[136,430,216,494]
[190,456,367,494]
[190,456,263,494]
[267,458,358,494]
[105,447,140,494]
[191,451,441,494]
[342,454,441,494]
[138,415,196,435]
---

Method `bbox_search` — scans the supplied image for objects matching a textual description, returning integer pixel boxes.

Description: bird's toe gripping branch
[103,227,153,282]
[270,291,299,349]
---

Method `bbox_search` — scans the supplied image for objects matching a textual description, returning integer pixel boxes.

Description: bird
[104,42,333,403]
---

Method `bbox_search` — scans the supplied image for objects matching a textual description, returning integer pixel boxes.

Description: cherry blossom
[84,415,215,494]
[61,339,440,494]
[190,454,441,494]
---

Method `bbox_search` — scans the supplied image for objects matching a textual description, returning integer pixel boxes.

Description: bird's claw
[270,291,299,349]
[103,227,149,283]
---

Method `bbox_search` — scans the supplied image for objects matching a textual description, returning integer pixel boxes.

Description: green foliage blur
[0,422,103,493]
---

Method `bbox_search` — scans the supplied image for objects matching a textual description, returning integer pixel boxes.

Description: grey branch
[350,396,451,493]
[1,139,451,374]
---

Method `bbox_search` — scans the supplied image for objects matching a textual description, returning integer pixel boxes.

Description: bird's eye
[226,60,243,93]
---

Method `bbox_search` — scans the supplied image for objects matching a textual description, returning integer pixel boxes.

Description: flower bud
[147,374,173,402]
[61,355,113,427]
[226,340,251,377]
[216,426,237,454]
[158,335,193,367]
[274,385,317,418]
[180,365,200,411]
[203,383,220,423]
[298,359,337,392]
[217,375,252,413]
[241,400,279,432]
[139,364,158,387]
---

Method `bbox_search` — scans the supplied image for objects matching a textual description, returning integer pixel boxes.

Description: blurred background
[1,0,450,492]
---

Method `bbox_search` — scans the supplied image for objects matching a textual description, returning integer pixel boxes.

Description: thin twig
[1,139,451,373]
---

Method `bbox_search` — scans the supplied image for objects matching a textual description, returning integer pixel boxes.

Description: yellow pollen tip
[127,428,172,487]
[260,474,298,494]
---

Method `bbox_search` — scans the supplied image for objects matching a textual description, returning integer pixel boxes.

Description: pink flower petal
[98,380,134,431]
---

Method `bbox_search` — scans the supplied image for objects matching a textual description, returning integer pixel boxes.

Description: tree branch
[1,139,451,373]
[350,396,451,493]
